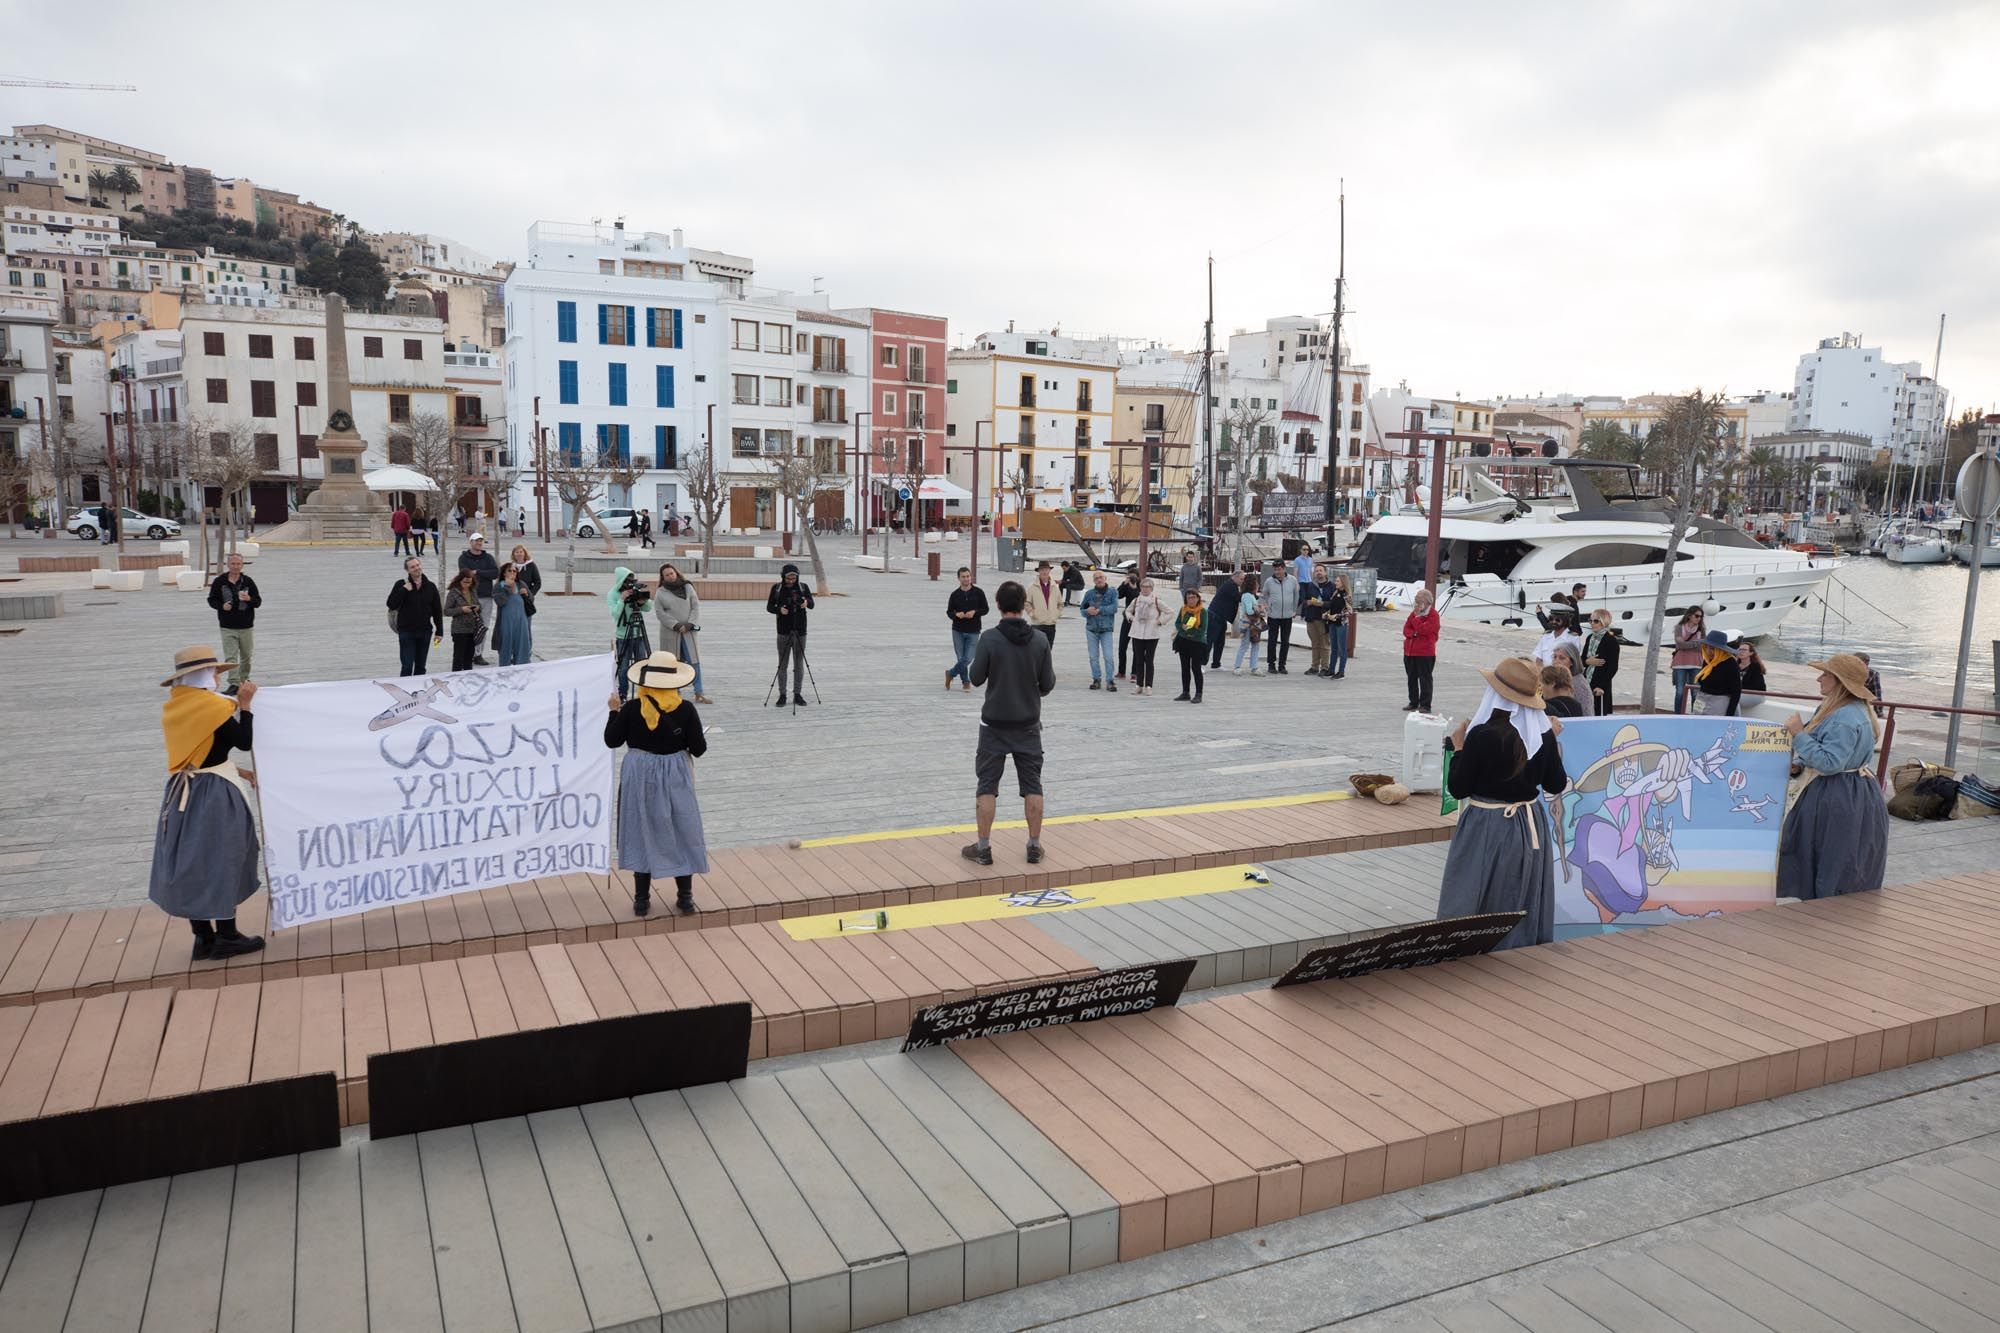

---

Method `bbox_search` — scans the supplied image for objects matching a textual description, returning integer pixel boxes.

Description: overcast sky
[18,0,1999,411]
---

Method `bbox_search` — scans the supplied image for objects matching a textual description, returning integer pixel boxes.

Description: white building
[1788,332,1947,463]
[0,133,59,184]
[0,300,59,469]
[943,329,1117,520]
[1214,316,1373,512]
[1,205,123,256]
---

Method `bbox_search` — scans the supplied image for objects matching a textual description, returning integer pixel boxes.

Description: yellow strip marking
[797,790,1351,848]
[779,864,1270,940]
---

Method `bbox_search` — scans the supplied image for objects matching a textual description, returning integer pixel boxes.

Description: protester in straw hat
[1436,657,1568,950]
[149,646,265,961]
[1778,652,1887,900]
[605,649,709,917]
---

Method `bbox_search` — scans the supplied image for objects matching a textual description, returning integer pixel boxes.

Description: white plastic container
[1401,711,1452,793]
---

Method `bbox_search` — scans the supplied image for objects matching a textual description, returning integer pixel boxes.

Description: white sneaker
[1251,667,1264,676]
[1231,667,1242,675]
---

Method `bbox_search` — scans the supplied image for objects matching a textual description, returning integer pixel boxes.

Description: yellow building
[1110,382,1198,518]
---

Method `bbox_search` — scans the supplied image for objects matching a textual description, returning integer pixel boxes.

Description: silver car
[68,506,183,540]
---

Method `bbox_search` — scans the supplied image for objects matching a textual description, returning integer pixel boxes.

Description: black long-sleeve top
[1588,631,1621,679]
[604,698,708,756]
[947,585,990,633]
[767,581,815,634]
[1446,716,1568,803]
[387,577,444,635]
[207,573,261,628]
[1697,656,1743,715]
[201,712,254,767]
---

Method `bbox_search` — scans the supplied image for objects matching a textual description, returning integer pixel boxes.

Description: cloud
[12,0,1998,409]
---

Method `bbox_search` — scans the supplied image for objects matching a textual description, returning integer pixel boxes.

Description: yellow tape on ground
[795,790,1351,849]
[778,863,1270,940]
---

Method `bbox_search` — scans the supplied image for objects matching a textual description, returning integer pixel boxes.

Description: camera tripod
[765,636,822,713]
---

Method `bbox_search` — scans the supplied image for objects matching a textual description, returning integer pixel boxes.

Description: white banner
[252,655,616,931]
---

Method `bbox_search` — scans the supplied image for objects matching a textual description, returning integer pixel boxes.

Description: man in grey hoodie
[963,580,1056,867]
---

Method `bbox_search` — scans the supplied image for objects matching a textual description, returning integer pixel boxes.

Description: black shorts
[975,723,1044,798]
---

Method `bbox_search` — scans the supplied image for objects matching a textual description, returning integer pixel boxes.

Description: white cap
[469,532,486,541]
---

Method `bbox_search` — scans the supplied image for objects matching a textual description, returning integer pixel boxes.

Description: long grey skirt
[1778,771,1887,900]
[149,771,262,921]
[617,749,710,878]
[1436,801,1554,951]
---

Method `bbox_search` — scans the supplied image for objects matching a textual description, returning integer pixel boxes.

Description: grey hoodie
[970,617,1055,728]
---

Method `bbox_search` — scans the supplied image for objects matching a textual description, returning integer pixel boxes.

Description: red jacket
[1402,607,1439,657]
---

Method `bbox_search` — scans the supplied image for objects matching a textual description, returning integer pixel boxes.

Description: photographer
[766,563,815,708]
[606,566,653,701]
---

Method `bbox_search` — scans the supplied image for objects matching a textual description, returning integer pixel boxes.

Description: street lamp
[850,410,872,555]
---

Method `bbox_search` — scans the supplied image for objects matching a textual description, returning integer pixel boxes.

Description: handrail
[1675,685,2000,789]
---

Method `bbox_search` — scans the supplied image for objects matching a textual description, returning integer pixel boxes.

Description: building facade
[944,329,1116,522]
[841,307,948,527]
[1788,332,1948,462]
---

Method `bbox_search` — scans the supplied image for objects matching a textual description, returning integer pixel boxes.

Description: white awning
[362,465,439,492]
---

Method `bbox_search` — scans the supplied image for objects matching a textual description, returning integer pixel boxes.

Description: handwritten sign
[1271,913,1525,988]
[901,959,1197,1051]
[252,655,615,930]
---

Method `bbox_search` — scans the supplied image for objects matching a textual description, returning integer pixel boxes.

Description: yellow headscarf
[1695,641,1731,684]
[162,684,236,773]
[636,684,683,729]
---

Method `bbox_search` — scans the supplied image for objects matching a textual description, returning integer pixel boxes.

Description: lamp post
[847,410,872,555]
[942,418,998,572]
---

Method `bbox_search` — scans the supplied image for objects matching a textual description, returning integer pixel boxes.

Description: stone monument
[294,294,392,541]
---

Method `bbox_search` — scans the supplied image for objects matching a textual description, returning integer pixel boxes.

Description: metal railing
[1677,684,2000,790]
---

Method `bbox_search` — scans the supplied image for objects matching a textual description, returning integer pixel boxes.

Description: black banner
[902,959,1198,1051]
[1271,913,1525,988]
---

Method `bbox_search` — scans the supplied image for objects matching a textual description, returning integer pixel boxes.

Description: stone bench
[0,592,61,621]
[855,553,889,572]
[17,556,96,574]
[118,554,181,570]
[90,569,146,591]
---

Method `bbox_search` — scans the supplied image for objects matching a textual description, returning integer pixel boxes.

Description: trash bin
[996,535,1026,573]
[1345,566,1379,611]
[1402,711,1452,793]
[927,550,942,581]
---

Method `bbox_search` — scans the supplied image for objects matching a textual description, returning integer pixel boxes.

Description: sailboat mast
[1930,312,1946,508]
[1322,184,1346,548]
[1203,254,1215,542]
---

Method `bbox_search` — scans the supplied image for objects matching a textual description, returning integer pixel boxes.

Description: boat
[1356,458,1838,641]
[1952,527,2000,568]
[1882,521,1952,565]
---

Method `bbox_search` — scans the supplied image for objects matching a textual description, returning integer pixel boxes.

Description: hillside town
[1,121,1967,547]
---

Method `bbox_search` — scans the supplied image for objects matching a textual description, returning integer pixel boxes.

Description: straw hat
[1574,722,1669,792]
[1477,657,1546,710]
[160,644,237,688]
[1809,652,1875,702]
[625,649,697,689]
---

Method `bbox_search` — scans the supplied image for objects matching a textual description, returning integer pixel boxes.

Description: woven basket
[1349,772,1397,799]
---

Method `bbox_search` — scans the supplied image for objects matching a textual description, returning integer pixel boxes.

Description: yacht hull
[1884,541,1950,565]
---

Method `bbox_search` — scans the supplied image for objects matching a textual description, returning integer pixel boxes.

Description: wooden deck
[0,875,1993,1330]
[0,795,1451,1008]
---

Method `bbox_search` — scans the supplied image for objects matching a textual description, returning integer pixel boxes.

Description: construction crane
[0,78,138,91]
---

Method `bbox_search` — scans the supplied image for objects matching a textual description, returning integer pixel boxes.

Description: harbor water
[1759,556,2000,702]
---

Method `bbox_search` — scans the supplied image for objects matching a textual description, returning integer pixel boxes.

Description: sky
[15,0,2000,412]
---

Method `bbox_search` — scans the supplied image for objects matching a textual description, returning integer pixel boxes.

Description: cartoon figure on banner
[1553,723,1762,921]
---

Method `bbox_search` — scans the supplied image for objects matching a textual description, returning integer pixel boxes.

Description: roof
[797,309,868,329]
[1494,411,1569,429]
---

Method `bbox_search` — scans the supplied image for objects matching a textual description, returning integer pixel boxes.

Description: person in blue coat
[1079,568,1121,692]
[1779,652,1888,900]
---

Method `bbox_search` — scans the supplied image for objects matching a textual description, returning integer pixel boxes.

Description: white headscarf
[180,667,222,693]
[1469,685,1553,758]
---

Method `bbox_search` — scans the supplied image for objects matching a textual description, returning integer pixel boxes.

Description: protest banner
[1549,715,1792,939]
[1271,913,1524,988]
[902,959,1197,1051]
[252,655,615,931]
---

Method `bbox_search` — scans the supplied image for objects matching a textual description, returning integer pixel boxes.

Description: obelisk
[298,293,390,539]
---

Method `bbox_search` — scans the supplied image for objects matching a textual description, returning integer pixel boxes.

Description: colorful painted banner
[1549,715,1793,940]
[251,655,615,930]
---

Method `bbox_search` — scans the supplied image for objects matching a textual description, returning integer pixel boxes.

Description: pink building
[841,307,948,527]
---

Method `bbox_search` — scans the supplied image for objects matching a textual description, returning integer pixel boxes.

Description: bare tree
[186,420,261,568]
[1637,390,1730,712]
[1223,401,1272,561]
[1000,467,1031,529]
[773,440,841,594]
[681,442,728,566]
[601,452,644,553]
[399,411,463,582]
[546,449,616,594]
[902,444,934,556]
[0,442,29,537]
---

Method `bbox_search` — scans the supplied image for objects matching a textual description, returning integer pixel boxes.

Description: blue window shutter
[656,364,675,408]
[558,422,579,463]
[655,425,668,469]
[672,308,683,349]
[597,303,608,344]
[596,423,608,456]
[666,425,677,467]
[557,301,576,343]
[624,307,635,347]
[558,360,577,405]
[608,363,627,407]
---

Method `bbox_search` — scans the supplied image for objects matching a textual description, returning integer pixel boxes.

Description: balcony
[905,363,929,384]
[1076,396,1094,414]
[812,407,847,424]
[1017,428,1037,447]
[812,354,848,375]
[906,410,926,431]
[0,351,23,370]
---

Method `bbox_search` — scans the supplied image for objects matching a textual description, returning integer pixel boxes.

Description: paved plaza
[5,531,1552,920]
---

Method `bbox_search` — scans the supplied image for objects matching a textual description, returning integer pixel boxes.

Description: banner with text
[253,655,615,931]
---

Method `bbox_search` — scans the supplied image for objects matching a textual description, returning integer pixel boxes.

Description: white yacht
[1882,521,1952,565]
[1951,527,2000,568]
[1358,459,1838,641]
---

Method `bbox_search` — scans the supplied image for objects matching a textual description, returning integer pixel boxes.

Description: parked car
[576,507,639,540]
[68,506,182,540]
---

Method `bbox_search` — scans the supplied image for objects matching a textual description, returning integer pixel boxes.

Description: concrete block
[924,531,942,544]
[945,531,960,542]
[855,554,888,572]
[158,564,189,586]
[176,570,208,591]
[106,570,145,591]
[626,545,649,558]
[91,568,113,589]
[0,592,62,621]
[159,540,190,558]
[235,541,260,559]
[754,545,774,559]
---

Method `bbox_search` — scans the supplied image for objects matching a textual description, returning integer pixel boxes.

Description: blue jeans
[1672,666,1695,713]
[397,628,432,676]
[1328,620,1348,675]
[1086,627,1115,682]
[1234,633,1261,670]
[673,634,705,696]
[949,630,978,683]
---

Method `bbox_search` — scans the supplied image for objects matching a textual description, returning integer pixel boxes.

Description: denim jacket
[1080,584,1120,633]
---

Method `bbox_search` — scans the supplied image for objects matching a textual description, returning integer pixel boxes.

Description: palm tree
[1578,419,1636,463]
[1743,446,1778,511]
[105,164,140,202]
[87,168,109,203]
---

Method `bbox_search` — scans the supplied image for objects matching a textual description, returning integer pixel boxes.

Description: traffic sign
[1957,450,2000,521]
[898,486,913,502]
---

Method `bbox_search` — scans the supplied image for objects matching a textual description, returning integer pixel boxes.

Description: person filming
[766,563,816,708]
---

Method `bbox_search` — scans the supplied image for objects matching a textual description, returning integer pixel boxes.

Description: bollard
[927,550,941,581]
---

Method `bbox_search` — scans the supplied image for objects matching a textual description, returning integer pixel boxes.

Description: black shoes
[795,695,809,708]
[775,692,787,707]
[1026,843,1044,864]
[676,891,696,916]
[1089,680,1102,690]
[633,892,652,918]
[961,842,994,866]
[209,932,264,960]
[1173,692,1191,701]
